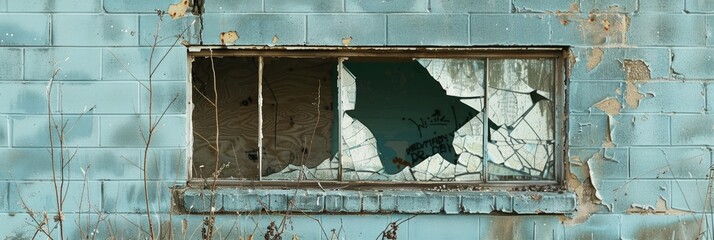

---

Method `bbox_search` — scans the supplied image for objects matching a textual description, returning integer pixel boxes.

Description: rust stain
[167,0,190,20]
[341,36,353,46]
[594,97,621,116]
[220,31,239,45]
[586,48,603,72]
[623,60,651,109]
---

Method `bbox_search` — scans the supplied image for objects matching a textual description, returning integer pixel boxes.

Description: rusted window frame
[187,46,568,190]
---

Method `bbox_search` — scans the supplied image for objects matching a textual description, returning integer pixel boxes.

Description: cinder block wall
[1,0,713,239]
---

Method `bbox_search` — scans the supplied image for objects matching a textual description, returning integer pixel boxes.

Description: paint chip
[342,36,353,46]
[272,35,279,45]
[167,0,190,20]
[594,97,621,116]
[220,31,239,45]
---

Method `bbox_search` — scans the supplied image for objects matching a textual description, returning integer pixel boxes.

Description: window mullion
[258,56,264,180]
[482,58,489,183]
[337,57,345,181]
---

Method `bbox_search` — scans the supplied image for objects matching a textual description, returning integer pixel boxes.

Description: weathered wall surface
[1,0,713,239]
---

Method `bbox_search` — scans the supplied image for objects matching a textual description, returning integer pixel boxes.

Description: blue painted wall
[1,0,713,239]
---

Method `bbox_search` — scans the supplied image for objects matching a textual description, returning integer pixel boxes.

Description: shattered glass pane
[486,59,555,181]
[261,58,338,180]
[341,58,485,181]
[192,57,260,179]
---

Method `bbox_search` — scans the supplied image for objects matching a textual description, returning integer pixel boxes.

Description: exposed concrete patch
[220,31,238,45]
[602,117,616,148]
[272,35,279,45]
[594,98,621,116]
[563,154,604,226]
[342,36,353,46]
[168,0,190,20]
[623,60,651,109]
[555,12,629,45]
[586,48,603,72]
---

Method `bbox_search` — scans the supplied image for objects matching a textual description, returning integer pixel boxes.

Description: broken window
[190,49,564,184]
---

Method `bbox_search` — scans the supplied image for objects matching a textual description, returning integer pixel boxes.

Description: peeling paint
[563,155,604,226]
[342,36,353,46]
[556,13,629,45]
[623,60,651,108]
[167,0,190,20]
[586,48,603,72]
[594,97,621,116]
[272,35,279,45]
[220,31,238,45]
[627,196,688,215]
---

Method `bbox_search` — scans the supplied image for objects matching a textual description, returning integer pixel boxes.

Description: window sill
[180,188,576,214]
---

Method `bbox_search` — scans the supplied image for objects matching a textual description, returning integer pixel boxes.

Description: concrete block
[139,81,186,114]
[69,148,144,180]
[307,14,386,45]
[324,193,343,212]
[628,14,706,46]
[621,215,702,239]
[564,214,621,239]
[52,15,138,46]
[672,115,714,145]
[596,180,670,212]
[289,190,324,212]
[430,0,510,13]
[611,114,670,146]
[630,147,710,179]
[672,48,714,79]
[639,0,685,13]
[0,213,53,239]
[200,14,306,45]
[570,47,670,80]
[708,16,714,46]
[471,14,551,45]
[0,148,57,180]
[99,115,186,147]
[103,0,175,13]
[139,15,200,46]
[569,114,608,147]
[629,81,705,113]
[0,48,21,80]
[183,189,220,213]
[0,82,47,113]
[461,193,494,213]
[568,81,621,112]
[570,148,629,180]
[343,192,362,212]
[25,48,101,81]
[102,47,186,81]
[685,0,714,13]
[265,0,342,12]
[219,189,269,213]
[494,194,513,212]
[513,193,576,213]
[512,0,580,13]
[8,181,102,213]
[0,0,5,11]
[204,0,262,12]
[480,215,564,239]
[708,83,714,113]
[0,14,49,46]
[55,82,139,114]
[268,190,289,211]
[0,182,6,211]
[671,180,713,212]
[387,14,468,45]
[551,14,628,46]
[380,193,396,212]
[323,215,394,240]
[8,0,101,12]
[0,116,6,147]
[103,181,173,213]
[581,0,636,13]
[346,0,428,12]
[145,148,187,181]
[408,215,479,240]
[396,193,442,213]
[443,195,460,214]
[12,115,99,147]
[362,191,380,212]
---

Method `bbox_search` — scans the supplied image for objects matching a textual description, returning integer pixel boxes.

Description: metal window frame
[187,46,568,190]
